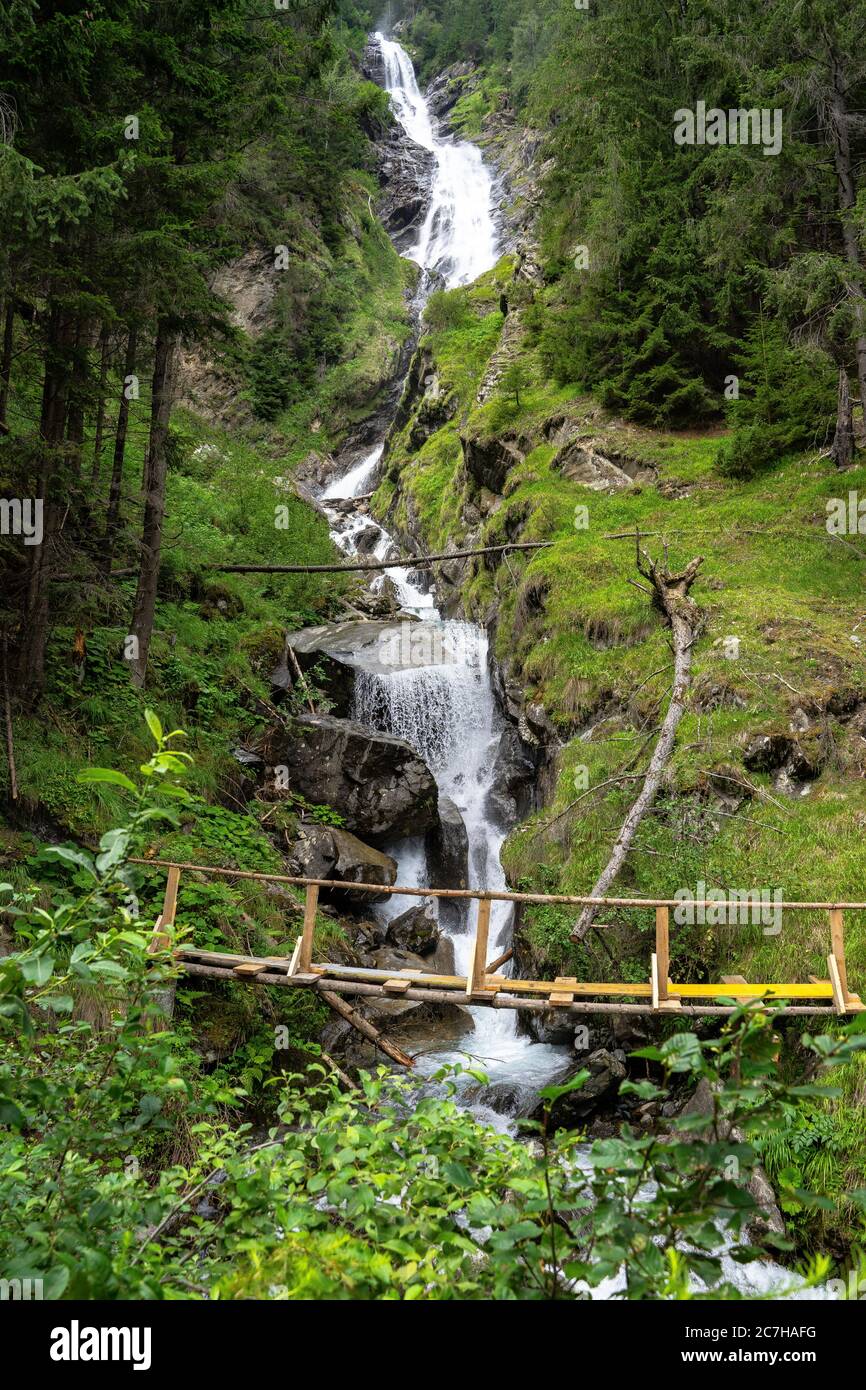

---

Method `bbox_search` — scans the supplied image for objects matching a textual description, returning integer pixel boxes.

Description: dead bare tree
[571,539,704,943]
[830,367,855,468]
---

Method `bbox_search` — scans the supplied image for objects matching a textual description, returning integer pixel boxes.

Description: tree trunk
[0,300,13,433]
[129,325,178,689]
[65,319,87,476]
[571,548,703,942]
[16,309,74,704]
[830,368,854,469]
[90,325,111,484]
[829,65,866,427]
[102,326,137,572]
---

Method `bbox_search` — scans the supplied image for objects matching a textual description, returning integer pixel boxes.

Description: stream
[315,31,829,1299]
[320,31,570,1129]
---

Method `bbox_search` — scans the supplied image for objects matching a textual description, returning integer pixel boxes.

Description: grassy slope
[372,258,866,1253]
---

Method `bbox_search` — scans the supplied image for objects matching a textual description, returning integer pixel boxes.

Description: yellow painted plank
[673,982,833,999]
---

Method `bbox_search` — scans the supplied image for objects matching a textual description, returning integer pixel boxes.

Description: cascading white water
[313,33,827,1298]
[317,33,568,1116]
[376,32,498,288]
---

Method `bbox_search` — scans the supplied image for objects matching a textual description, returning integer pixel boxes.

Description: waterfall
[376,32,498,288]
[319,34,568,1103]
[310,31,830,1300]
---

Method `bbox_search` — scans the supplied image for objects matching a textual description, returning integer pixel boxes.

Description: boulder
[353,522,383,555]
[529,1048,628,1130]
[386,900,441,956]
[260,713,439,841]
[275,619,423,715]
[429,932,456,976]
[486,724,537,823]
[425,794,469,887]
[425,795,470,930]
[287,823,397,903]
[742,732,794,773]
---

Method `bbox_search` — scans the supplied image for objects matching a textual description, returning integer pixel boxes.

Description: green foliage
[4,724,866,1299]
[716,319,837,478]
[423,287,473,333]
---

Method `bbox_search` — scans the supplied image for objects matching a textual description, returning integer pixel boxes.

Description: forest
[1,0,866,1328]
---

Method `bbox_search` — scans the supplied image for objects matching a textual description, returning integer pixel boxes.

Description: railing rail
[131,858,865,1016]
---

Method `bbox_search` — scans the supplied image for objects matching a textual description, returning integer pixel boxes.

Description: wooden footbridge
[138,860,864,1042]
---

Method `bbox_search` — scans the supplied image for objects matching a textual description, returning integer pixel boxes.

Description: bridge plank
[178,949,843,1004]
[675,982,833,998]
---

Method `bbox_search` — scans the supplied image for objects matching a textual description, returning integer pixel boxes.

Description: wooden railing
[132,859,865,1016]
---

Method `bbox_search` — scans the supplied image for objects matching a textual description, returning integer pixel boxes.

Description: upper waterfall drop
[375,32,499,288]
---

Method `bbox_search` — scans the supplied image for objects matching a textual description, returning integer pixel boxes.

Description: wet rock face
[377,131,435,251]
[425,61,477,119]
[293,448,338,493]
[362,40,434,253]
[461,432,524,495]
[287,823,397,903]
[385,345,457,456]
[486,724,537,825]
[260,713,438,841]
[361,37,386,86]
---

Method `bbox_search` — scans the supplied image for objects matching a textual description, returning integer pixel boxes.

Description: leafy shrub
[424,288,472,333]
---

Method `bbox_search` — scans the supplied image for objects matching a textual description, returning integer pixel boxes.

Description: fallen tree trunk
[571,543,704,943]
[320,988,415,1069]
[203,541,552,575]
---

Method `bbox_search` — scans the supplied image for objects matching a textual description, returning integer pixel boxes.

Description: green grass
[376,256,866,1000]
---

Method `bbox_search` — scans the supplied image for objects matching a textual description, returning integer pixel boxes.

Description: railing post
[298,884,319,975]
[466,897,492,999]
[655,905,669,1004]
[829,908,848,1000]
[149,865,180,954]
